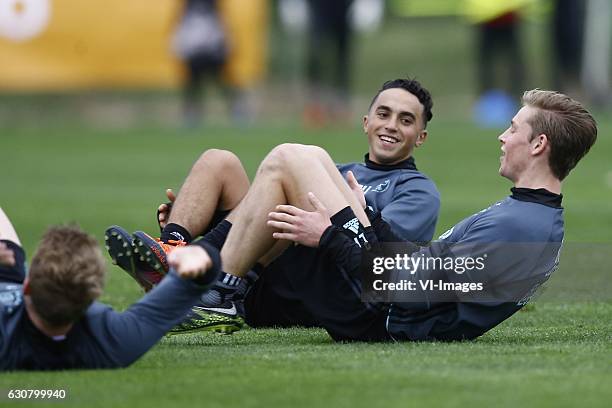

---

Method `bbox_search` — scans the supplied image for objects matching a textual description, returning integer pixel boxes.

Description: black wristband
[189,240,222,287]
[319,225,342,249]
[0,239,26,284]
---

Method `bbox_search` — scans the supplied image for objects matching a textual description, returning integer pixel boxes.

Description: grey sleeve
[91,243,221,367]
[388,215,554,341]
[390,216,524,303]
[380,178,440,244]
[93,271,218,367]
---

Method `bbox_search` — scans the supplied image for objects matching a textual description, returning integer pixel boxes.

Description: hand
[0,241,15,267]
[158,189,177,229]
[346,171,366,209]
[167,246,212,279]
[267,192,332,247]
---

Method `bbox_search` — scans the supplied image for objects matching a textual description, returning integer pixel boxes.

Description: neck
[24,296,72,338]
[368,152,412,166]
[512,166,562,194]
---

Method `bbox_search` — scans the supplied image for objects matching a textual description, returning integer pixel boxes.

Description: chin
[375,155,396,165]
[376,150,407,164]
[498,169,514,182]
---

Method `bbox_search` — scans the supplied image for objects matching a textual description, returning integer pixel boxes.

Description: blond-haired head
[28,225,106,326]
[522,89,597,180]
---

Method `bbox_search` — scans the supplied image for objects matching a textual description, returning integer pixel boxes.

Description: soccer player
[0,208,221,370]
[107,78,440,331]
[168,89,597,341]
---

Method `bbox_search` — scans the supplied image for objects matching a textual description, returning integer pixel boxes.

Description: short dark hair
[369,78,434,128]
[29,225,106,326]
[522,89,597,180]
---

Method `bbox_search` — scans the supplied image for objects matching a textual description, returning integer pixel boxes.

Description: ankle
[161,223,193,243]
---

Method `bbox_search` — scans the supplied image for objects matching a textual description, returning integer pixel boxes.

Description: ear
[531,134,548,156]
[415,129,428,147]
[23,277,30,295]
[362,115,369,134]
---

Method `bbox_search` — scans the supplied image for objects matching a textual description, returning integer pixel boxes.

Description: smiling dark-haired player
[106,78,441,332]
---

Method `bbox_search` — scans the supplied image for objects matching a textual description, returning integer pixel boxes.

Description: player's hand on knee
[0,242,15,267]
[267,192,332,248]
[167,245,212,279]
[157,188,177,229]
[346,171,366,209]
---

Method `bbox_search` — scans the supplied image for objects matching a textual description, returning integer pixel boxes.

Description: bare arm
[0,208,21,268]
[0,207,21,246]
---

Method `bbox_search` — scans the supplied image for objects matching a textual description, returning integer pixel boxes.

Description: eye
[377,111,388,118]
[401,118,413,126]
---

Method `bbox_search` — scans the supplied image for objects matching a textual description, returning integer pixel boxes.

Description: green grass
[1,120,611,407]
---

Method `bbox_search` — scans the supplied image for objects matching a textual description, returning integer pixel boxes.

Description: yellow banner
[390,0,544,22]
[0,0,267,91]
[462,0,535,23]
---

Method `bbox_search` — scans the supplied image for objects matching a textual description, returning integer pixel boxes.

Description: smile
[379,135,399,144]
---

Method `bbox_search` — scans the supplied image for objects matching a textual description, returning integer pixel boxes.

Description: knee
[264,143,303,167]
[258,143,305,176]
[195,149,243,173]
[304,145,330,162]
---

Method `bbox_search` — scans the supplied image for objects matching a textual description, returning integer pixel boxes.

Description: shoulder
[85,301,113,315]
[82,301,114,324]
[395,170,440,200]
[469,198,557,240]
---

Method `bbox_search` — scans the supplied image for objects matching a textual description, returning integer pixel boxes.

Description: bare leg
[161,149,287,268]
[257,240,291,266]
[254,145,360,267]
[221,143,369,277]
[305,144,365,206]
[168,149,250,237]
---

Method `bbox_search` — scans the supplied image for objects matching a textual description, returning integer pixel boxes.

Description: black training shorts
[244,205,391,342]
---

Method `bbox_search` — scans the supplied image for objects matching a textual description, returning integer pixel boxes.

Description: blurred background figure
[551,0,585,96]
[173,0,268,126]
[277,0,382,128]
[581,0,611,108]
[303,0,354,128]
[218,0,269,124]
[172,0,227,126]
[464,0,530,128]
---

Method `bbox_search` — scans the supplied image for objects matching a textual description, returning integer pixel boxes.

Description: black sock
[161,223,193,243]
[201,220,232,250]
[204,209,231,235]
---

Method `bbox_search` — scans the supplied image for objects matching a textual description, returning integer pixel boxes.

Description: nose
[384,115,398,132]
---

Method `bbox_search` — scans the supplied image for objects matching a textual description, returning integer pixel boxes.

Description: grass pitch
[1,120,611,407]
